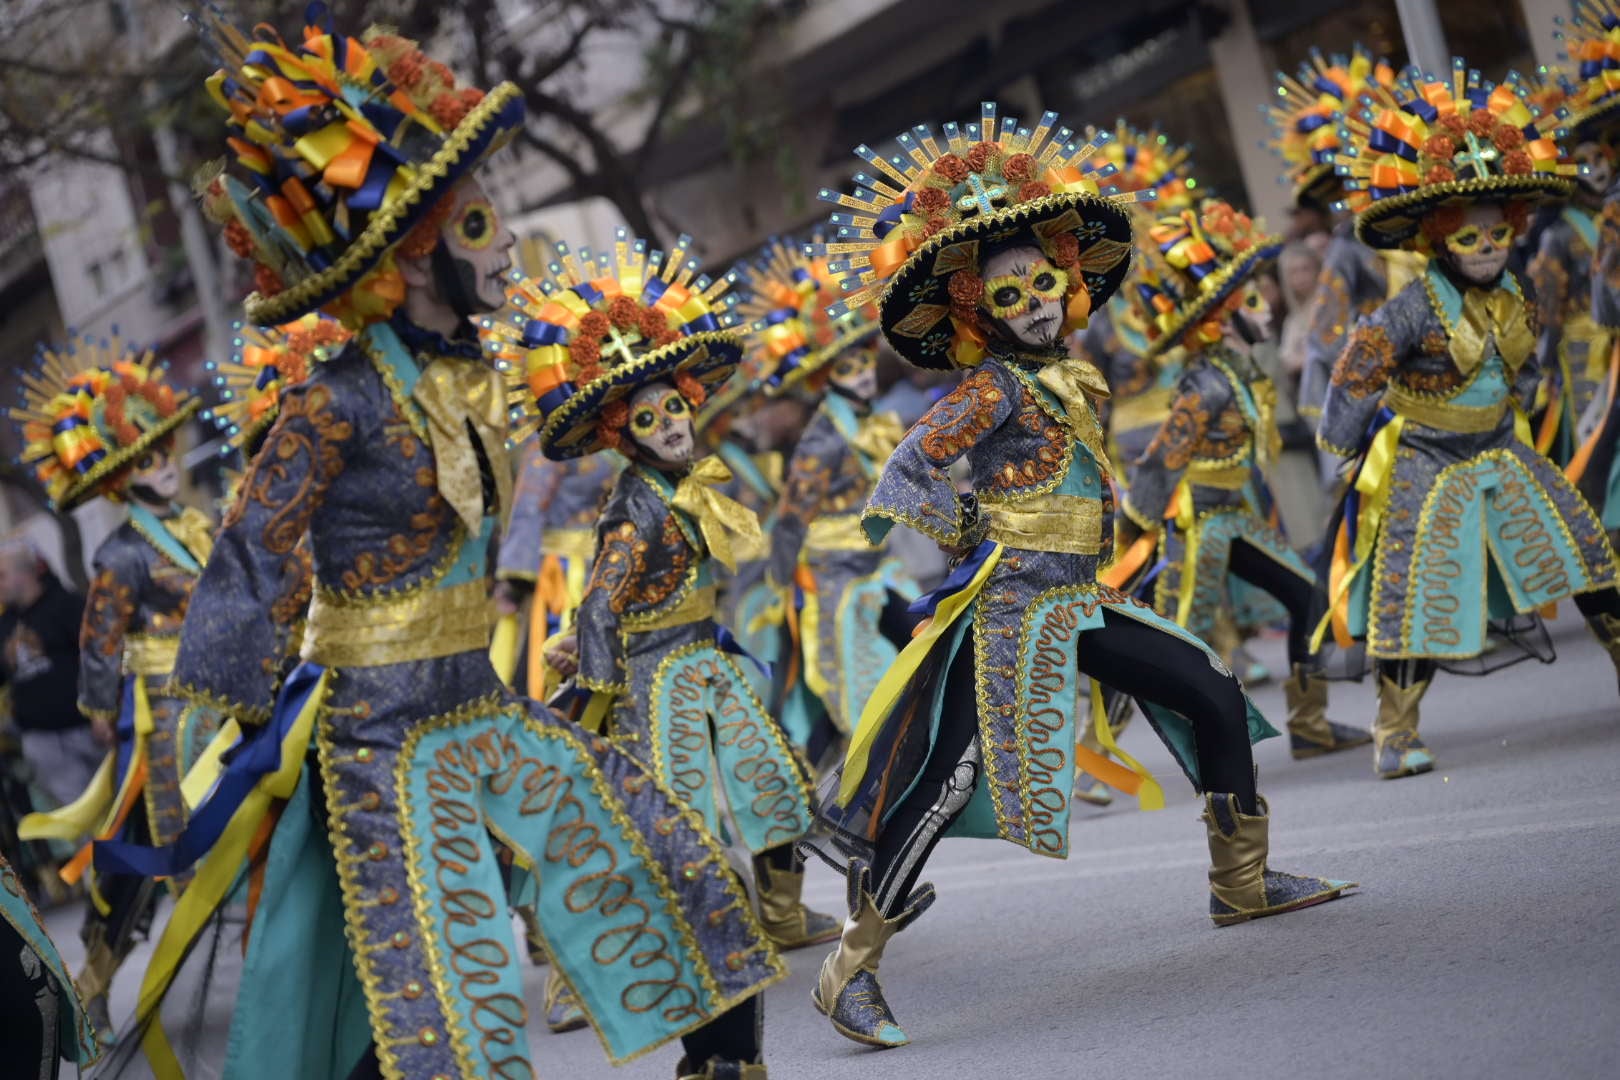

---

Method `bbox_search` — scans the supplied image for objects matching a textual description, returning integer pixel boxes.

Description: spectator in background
[1265,242,1330,542]
[0,540,97,812]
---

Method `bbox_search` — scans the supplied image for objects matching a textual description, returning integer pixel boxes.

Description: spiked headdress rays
[813,102,1143,369]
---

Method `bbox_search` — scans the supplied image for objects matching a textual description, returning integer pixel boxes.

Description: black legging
[1226,537,1321,667]
[868,608,1258,916]
[0,915,60,1080]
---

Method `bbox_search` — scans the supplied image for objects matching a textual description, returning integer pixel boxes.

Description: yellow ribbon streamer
[411,357,513,531]
[489,614,520,688]
[1087,681,1165,810]
[840,545,1003,806]
[138,670,330,1080]
[671,457,764,573]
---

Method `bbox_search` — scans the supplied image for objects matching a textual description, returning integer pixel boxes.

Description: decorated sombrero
[1139,198,1282,358]
[203,314,350,457]
[1561,2,1620,141]
[192,1,524,327]
[480,229,742,460]
[815,101,1142,370]
[735,234,880,395]
[1267,45,1398,209]
[1084,120,1200,213]
[1336,60,1576,249]
[8,333,199,511]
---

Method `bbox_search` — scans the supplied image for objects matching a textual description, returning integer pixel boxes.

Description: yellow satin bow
[672,457,765,573]
[1451,285,1533,377]
[851,410,905,465]
[1038,356,1115,477]
[412,357,513,531]
[1249,378,1283,468]
[164,507,216,568]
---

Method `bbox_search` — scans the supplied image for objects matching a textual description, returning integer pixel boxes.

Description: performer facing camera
[801,102,1354,1052]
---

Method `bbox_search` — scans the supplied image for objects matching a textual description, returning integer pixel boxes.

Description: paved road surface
[52,622,1619,1079]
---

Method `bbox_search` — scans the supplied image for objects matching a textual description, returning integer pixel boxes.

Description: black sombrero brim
[55,398,201,512]
[1147,240,1283,359]
[1292,164,1343,210]
[1354,174,1576,250]
[243,83,526,326]
[539,330,744,460]
[877,192,1135,371]
[1568,96,1620,144]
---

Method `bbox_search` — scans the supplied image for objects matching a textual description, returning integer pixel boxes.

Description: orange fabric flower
[1439,113,1467,137]
[608,295,642,329]
[965,142,996,173]
[1492,124,1525,152]
[255,265,284,296]
[1002,153,1036,182]
[948,269,982,319]
[1502,150,1533,175]
[578,311,610,338]
[1017,181,1051,202]
[1426,164,1457,184]
[933,155,969,183]
[1422,134,1456,161]
[674,370,707,409]
[638,307,668,340]
[223,220,256,258]
[913,187,950,214]
[1466,110,1496,137]
[1046,232,1080,269]
[569,336,601,370]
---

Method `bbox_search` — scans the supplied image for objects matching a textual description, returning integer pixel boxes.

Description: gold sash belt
[542,527,597,564]
[1385,384,1507,434]
[623,584,717,633]
[805,514,873,553]
[985,494,1103,556]
[122,634,179,678]
[302,580,494,668]
[1185,461,1253,490]
[1108,386,1175,433]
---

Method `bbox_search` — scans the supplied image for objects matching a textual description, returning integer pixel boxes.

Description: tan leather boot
[1373,674,1433,779]
[811,859,934,1048]
[542,967,587,1033]
[1203,793,1354,925]
[1284,664,1370,759]
[752,855,839,950]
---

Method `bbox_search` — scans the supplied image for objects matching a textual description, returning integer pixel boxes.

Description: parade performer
[490,438,621,694]
[804,103,1353,1050]
[1112,199,1367,760]
[1267,46,1423,431]
[1561,1,1620,537]
[1319,61,1620,778]
[117,9,782,1079]
[503,229,839,956]
[692,370,808,708]
[0,851,100,1077]
[738,236,918,747]
[9,333,213,1040]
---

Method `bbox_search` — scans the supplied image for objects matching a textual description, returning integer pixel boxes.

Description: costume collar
[1423,261,1531,376]
[127,502,209,574]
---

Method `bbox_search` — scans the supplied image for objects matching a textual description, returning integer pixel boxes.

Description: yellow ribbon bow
[164,506,216,568]
[411,357,513,532]
[851,410,905,466]
[1038,356,1115,477]
[1451,285,1533,377]
[672,457,765,573]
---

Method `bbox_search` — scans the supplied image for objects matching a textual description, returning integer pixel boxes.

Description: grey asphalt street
[56,622,1619,1080]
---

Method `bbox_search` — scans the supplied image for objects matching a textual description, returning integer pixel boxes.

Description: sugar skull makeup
[1233,282,1274,345]
[1575,141,1614,197]
[130,445,180,501]
[1440,204,1514,286]
[627,381,695,468]
[827,346,879,403]
[979,246,1068,348]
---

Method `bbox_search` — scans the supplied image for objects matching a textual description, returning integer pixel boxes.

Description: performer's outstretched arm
[861,365,1014,549]
[1121,363,1225,529]
[78,545,143,726]
[1318,302,1408,458]
[575,514,641,694]
[171,378,358,722]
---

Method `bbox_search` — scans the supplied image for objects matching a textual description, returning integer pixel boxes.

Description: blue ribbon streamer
[907,539,996,617]
[716,625,772,680]
[93,663,326,879]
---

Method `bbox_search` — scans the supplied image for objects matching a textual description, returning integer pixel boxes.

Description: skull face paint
[827,346,879,403]
[434,178,516,315]
[1232,283,1275,345]
[129,444,180,502]
[1575,141,1614,198]
[628,381,696,468]
[1441,203,1515,287]
[980,245,1068,348]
